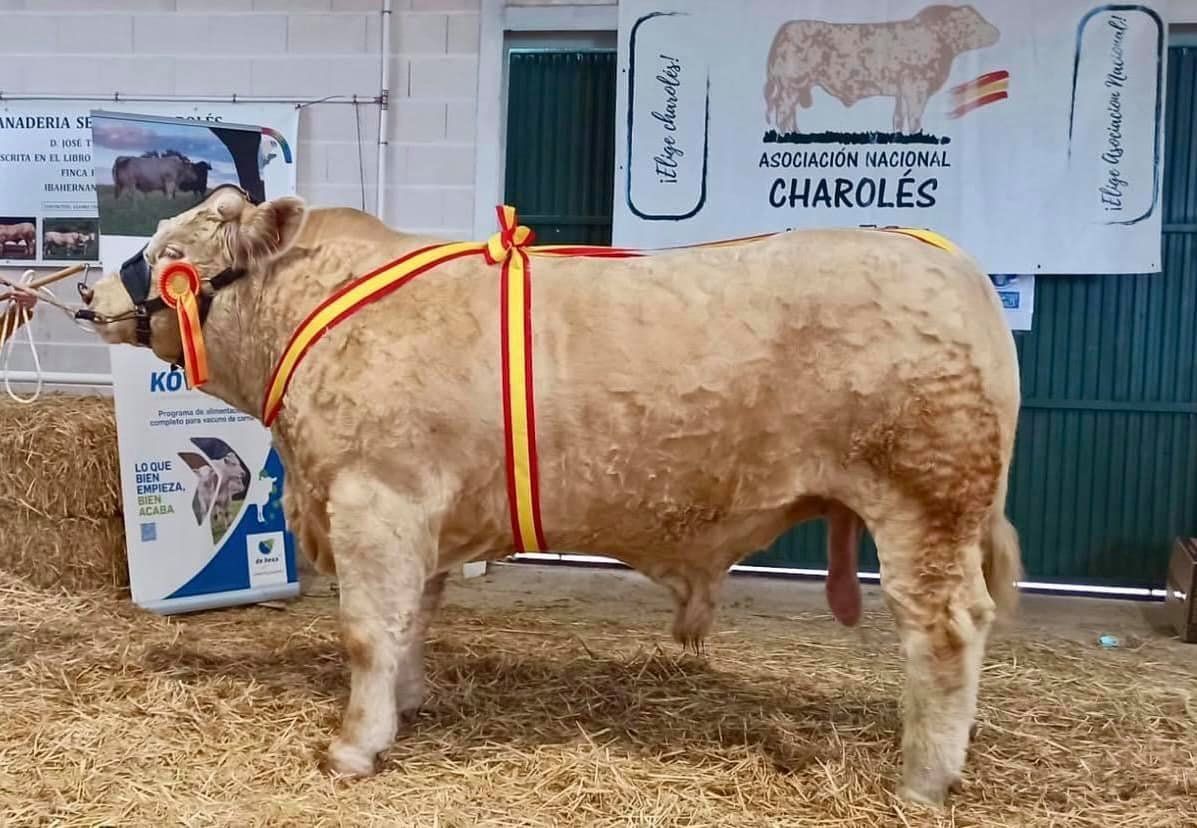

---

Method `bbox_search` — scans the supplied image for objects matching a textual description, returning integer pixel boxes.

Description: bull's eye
[162,246,183,260]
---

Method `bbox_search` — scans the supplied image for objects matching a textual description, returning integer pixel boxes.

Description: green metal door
[505,46,1197,590]
[504,49,617,245]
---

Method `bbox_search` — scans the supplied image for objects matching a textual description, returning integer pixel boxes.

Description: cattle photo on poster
[0,216,37,261]
[91,116,264,237]
[42,217,99,262]
[77,184,1024,807]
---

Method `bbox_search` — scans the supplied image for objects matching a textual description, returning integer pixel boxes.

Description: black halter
[113,246,249,347]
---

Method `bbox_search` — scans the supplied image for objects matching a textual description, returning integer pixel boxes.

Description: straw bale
[0,394,120,519]
[0,512,127,592]
[0,393,126,592]
[0,568,1194,827]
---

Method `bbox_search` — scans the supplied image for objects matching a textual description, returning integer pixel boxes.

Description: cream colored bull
[81,186,1022,806]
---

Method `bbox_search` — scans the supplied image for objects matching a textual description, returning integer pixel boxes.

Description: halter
[105,245,250,347]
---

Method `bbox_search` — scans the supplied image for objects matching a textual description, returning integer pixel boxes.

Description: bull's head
[79,184,307,366]
[919,4,1000,52]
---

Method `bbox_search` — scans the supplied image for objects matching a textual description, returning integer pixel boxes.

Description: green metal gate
[504,46,1197,590]
[504,49,617,245]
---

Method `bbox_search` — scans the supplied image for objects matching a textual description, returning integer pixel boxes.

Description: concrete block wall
[0,0,482,378]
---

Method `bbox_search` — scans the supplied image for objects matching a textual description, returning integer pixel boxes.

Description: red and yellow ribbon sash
[488,206,546,552]
[260,209,959,553]
[159,261,209,388]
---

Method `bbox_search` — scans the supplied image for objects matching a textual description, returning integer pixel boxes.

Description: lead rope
[0,266,89,405]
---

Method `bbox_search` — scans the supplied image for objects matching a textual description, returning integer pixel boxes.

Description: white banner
[613,0,1168,274]
[85,104,302,615]
[0,108,100,267]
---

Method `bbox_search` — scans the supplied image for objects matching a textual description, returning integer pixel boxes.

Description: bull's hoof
[322,740,377,779]
[897,773,963,808]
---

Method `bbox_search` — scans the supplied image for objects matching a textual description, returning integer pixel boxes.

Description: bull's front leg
[322,473,436,778]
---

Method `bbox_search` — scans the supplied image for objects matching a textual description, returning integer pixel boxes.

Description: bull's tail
[981,499,1023,620]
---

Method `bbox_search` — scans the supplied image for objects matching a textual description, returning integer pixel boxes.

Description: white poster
[990,274,1035,331]
[0,109,100,267]
[86,104,302,615]
[614,0,1168,275]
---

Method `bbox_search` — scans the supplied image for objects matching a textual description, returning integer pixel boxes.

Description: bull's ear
[227,195,309,266]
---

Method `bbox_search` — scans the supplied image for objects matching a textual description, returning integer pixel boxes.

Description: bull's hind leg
[649,566,722,654]
[322,474,435,778]
[395,571,448,718]
[873,520,996,806]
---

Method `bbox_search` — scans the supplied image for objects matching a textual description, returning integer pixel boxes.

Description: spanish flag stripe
[501,250,543,552]
[950,69,1009,96]
[948,90,1008,120]
[262,241,482,424]
[973,79,1008,97]
[498,256,524,550]
[518,247,548,551]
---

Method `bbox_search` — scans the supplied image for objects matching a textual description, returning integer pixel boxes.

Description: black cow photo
[92,114,280,237]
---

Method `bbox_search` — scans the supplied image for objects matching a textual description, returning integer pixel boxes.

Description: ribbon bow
[158,260,209,389]
[484,205,535,265]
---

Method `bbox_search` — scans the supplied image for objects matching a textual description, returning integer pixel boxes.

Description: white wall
[0,0,481,380]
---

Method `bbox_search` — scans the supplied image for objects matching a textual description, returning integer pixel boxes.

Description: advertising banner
[613,0,1168,275]
[88,104,302,614]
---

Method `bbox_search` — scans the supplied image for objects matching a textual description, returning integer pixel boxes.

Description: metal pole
[0,92,379,105]
[376,0,394,221]
[1,370,113,387]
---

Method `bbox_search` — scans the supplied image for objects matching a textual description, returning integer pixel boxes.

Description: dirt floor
[1,562,1195,827]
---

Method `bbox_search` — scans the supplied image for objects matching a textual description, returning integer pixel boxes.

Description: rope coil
[0,264,94,404]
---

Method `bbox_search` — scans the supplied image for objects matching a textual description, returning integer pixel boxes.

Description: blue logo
[257,538,275,557]
[140,522,157,542]
[150,366,185,393]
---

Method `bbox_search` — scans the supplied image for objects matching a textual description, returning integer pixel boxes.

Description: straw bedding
[1,565,1194,827]
[0,394,127,592]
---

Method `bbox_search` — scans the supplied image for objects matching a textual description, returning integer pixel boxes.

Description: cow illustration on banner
[763,5,1003,137]
[613,0,1167,275]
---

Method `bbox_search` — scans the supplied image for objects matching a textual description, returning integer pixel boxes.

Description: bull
[764,4,1000,134]
[43,230,95,257]
[112,153,213,200]
[79,186,1023,806]
[0,222,36,254]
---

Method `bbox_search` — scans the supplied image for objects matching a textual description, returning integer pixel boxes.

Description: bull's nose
[77,283,93,305]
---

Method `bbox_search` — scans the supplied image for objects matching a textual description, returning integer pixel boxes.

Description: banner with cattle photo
[0,101,295,268]
[613,0,1168,275]
[89,106,303,615]
[0,107,101,267]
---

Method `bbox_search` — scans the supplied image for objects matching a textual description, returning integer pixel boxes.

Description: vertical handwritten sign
[1068,5,1165,225]
[623,11,710,220]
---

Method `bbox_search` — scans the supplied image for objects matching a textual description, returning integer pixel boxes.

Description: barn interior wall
[0,0,482,380]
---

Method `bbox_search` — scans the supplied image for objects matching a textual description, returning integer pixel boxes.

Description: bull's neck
[181,268,294,423]
[185,232,437,425]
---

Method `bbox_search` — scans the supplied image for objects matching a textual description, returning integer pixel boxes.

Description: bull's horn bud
[214,188,247,221]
